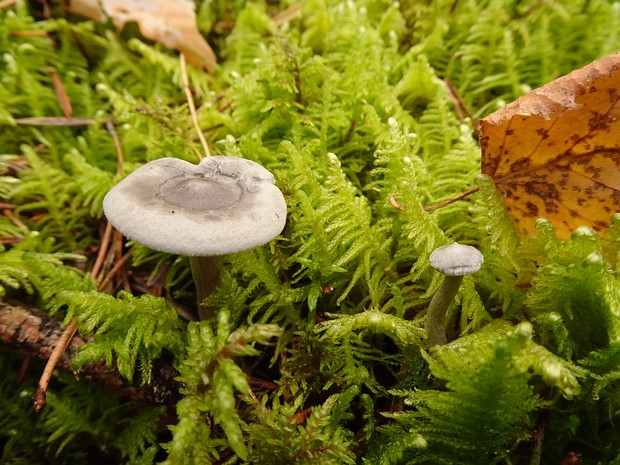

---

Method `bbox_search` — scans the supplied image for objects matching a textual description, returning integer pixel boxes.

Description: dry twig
[180,52,211,159]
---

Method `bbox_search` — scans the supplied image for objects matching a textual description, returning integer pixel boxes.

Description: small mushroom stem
[425,275,464,347]
[189,255,224,320]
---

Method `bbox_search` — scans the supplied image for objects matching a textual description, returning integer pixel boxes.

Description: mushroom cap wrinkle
[429,243,484,276]
[103,156,287,256]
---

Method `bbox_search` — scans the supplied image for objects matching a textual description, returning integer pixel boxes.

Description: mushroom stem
[425,275,463,347]
[189,255,224,321]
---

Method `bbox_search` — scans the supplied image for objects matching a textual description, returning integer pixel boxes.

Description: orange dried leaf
[480,53,620,239]
[68,0,216,73]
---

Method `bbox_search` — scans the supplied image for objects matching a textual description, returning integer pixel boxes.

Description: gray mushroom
[425,243,484,346]
[103,156,287,320]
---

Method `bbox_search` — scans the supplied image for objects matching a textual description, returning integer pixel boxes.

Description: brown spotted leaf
[480,53,620,239]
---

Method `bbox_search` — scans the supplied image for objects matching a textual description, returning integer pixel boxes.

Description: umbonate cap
[429,243,484,276]
[103,156,287,256]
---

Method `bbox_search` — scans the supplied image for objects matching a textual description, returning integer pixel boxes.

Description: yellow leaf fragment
[480,53,620,239]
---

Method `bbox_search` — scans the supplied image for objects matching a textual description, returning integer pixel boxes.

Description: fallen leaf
[480,53,620,239]
[67,0,216,73]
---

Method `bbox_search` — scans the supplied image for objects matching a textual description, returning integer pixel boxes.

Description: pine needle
[180,53,211,159]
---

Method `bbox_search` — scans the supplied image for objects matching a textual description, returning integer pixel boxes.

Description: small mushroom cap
[103,156,287,256]
[429,243,484,276]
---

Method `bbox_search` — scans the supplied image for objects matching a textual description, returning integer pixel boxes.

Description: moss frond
[374,323,545,464]
[164,310,282,462]
[525,225,620,359]
[246,389,358,465]
[3,0,620,463]
[59,291,187,383]
[0,232,88,298]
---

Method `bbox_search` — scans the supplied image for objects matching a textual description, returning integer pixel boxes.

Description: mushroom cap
[103,156,287,256]
[429,243,484,276]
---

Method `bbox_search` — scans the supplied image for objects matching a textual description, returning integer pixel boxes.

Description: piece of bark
[0,301,181,405]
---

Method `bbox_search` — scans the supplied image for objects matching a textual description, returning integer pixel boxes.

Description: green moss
[1,0,620,463]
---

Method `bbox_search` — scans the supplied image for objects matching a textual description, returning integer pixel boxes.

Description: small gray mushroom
[425,243,484,346]
[103,156,287,320]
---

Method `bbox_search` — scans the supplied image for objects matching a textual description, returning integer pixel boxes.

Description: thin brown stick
[388,194,405,211]
[10,30,48,37]
[0,237,22,245]
[30,212,48,222]
[105,120,124,174]
[443,77,480,134]
[113,230,132,292]
[15,117,95,126]
[444,78,465,123]
[180,53,211,159]
[271,4,302,25]
[2,208,29,234]
[48,67,73,119]
[0,0,16,9]
[423,185,480,211]
[95,230,120,285]
[98,249,133,291]
[90,222,114,280]
[33,318,78,412]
